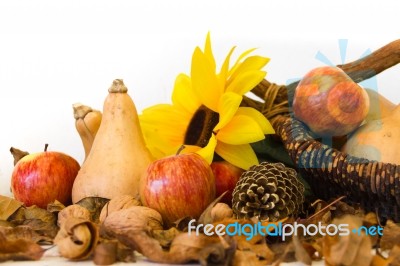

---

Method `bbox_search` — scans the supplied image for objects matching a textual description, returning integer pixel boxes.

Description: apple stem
[44,143,49,152]
[176,145,186,155]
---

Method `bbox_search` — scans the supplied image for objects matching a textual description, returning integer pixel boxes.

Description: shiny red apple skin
[211,161,244,205]
[11,151,80,208]
[293,66,369,137]
[140,153,215,225]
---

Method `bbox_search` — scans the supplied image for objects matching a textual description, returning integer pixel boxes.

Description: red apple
[11,144,80,208]
[211,161,244,205]
[293,66,369,137]
[140,151,215,225]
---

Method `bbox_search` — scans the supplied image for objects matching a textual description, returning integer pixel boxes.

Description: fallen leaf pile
[4,192,400,265]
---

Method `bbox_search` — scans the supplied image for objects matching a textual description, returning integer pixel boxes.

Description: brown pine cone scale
[232,162,305,222]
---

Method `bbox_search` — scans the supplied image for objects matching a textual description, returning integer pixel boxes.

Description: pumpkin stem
[44,143,49,152]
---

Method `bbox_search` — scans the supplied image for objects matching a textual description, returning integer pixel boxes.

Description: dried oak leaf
[381,220,400,251]
[54,217,99,260]
[99,195,141,223]
[58,204,92,227]
[323,215,373,266]
[76,197,110,223]
[0,231,44,262]
[0,195,23,221]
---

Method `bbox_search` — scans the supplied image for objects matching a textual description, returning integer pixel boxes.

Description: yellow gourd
[365,88,396,122]
[342,104,400,165]
[72,79,154,203]
[73,103,102,160]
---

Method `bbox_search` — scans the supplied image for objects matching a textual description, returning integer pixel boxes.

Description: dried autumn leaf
[54,217,99,260]
[104,216,236,266]
[152,227,181,248]
[47,200,66,213]
[323,215,373,266]
[76,197,110,223]
[198,192,227,225]
[292,235,312,265]
[381,220,400,251]
[213,218,275,264]
[0,225,52,244]
[0,195,23,220]
[210,203,233,223]
[24,205,57,224]
[99,195,141,223]
[0,231,44,262]
[233,250,265,266]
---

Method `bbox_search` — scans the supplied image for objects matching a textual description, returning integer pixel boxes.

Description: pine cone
[232,162,305,222]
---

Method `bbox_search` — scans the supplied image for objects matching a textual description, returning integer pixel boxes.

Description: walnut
[99,195,141,224]
[102,206,163,237]
[58,204,91,227]
[211,203,233,222]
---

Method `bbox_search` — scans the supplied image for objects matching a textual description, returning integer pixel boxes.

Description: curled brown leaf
[54,217,99,260]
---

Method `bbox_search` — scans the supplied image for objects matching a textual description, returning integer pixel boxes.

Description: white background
[0,0,399,199]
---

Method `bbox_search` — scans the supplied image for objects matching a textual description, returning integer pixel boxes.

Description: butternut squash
[73,103,102,160]
[72,79,154,203]
[365,88,396,122]
[342,104,400,165]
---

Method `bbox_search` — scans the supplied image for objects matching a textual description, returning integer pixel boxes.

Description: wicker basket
[244,39,400,222]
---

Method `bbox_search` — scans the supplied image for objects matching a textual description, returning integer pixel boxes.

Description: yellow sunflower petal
[228,48,257,76]
[204,32,216,73]
[228,55,270,83]
[214,91,242,131]
[236,107,275,134]
[226,70,266,95]
[195,134,217,164]
[191,47,222,111]
[216,115,265,145]
[216,142,259,170]
[218,46,236,83]
[172,73,200,113]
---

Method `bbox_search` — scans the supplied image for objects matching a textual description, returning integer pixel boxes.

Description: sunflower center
[184,105,219,148]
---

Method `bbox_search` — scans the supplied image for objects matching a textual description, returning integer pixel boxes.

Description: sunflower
[140,33,274,170]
